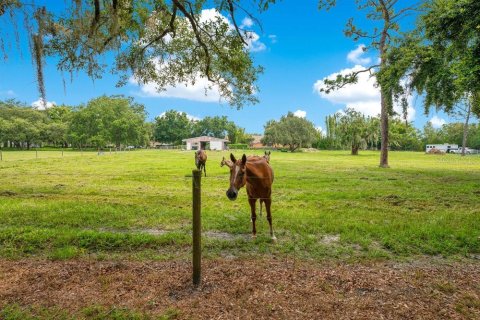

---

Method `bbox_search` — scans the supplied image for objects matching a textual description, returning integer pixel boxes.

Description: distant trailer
[425,143,459,153]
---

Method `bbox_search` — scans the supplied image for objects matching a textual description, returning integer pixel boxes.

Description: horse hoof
[271,235,277,242]
[251,235,257,239]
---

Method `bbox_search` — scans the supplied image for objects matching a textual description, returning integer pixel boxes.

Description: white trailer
[425,143,458,153]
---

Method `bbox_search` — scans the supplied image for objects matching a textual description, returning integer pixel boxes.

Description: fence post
[192,169,202,287]
[36,149,38,159]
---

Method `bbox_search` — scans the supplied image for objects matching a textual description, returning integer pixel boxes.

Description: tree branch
[173,0,213,81]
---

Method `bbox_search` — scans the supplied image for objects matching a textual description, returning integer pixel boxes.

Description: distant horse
[220,156,234,169]
[195,150,207,177]
[225,153,275,240]
[263,151,271,163]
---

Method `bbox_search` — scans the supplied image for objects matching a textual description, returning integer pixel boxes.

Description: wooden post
[36,149,38,159]
[192,169,202,287]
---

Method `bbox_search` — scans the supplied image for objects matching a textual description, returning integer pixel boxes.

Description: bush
[229,144,248,149]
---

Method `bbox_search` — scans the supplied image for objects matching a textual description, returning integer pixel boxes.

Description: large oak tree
[1,1,275,109]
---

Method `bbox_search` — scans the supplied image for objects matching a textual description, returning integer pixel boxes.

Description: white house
[425,143,459,153]
[182,136,229,151]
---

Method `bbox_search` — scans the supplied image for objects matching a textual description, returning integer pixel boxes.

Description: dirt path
[1,258,479,319]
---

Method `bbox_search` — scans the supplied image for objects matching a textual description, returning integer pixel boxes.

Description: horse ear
[230,153,236,163]
[242,154,247,165]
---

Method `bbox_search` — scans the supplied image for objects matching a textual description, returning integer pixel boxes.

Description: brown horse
[220,156,234,169]
[263,151,271,163]
[226,153,275,240]
[195,150,207,177]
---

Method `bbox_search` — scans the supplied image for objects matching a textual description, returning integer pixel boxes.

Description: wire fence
[1,151,479,276]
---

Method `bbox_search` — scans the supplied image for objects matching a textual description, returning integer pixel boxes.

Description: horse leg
[203,164,206,177]
[248,198,257,238]
[265,198,276,241]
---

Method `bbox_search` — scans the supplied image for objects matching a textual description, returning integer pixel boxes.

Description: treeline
[153,110,253,145]
[0,98,254,150]
[314,108,480,153]
[0,96,149,149]
[260,109,479,154]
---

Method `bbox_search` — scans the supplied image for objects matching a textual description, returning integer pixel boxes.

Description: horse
[263,151,271,163]
[220,156,234,169]
[222,155,270,217]
[195,149,207,177]
[225,153,275,240]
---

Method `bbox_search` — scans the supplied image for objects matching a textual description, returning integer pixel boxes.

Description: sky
[0,0,468,134]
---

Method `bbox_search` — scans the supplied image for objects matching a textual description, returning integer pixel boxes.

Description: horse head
[226,153,247,201]
[263,151,271,163]
[194,151,201,169]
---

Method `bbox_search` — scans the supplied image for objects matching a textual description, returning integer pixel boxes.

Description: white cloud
[245,31,266,52]
[293,109,307,118]
[313,65,416,122]
[430,116,447,128]
[199,8,230,25]
[316,126,325,135]
[130,74,223,103]
[158,111,201,122]
[0,89,16,97]
[313,65,380,117]
[347,44,372,65]
[31,98,55,110]
[240,17,254,28]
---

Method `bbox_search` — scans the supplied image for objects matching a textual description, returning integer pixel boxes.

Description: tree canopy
[154,110,193,145]
[384,0,480,155]
[0,0,278,108]
[262,112,317,152]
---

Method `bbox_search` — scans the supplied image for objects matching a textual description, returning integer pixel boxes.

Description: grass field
[0,149,479,261]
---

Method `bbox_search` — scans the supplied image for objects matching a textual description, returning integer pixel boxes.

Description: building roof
[182,136,230,143]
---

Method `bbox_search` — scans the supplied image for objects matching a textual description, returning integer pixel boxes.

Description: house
[182,136,229,151]
[425,143,459,153]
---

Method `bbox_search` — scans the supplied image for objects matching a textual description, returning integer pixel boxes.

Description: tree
[422,122,442,146]
[388,0,480,156]
[334,108,376,155]
[154,110,193,145]
[388,118,422,151]
[318,0,418,166]
[0,100,48,149]
[262,112,317,152]
[68,96,147,148]
[193,116,231,138]
[1,1,274,109]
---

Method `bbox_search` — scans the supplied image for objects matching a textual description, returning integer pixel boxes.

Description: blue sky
[0,0,465,134]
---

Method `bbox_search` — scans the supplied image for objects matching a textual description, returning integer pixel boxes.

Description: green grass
[0,303,180,320]
[0,149,479,261]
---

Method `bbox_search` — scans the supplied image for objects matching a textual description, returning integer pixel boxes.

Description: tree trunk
[379,93,389,167]
[351,145,359,155]
[461,101,471,157]
[378,1,390,168]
